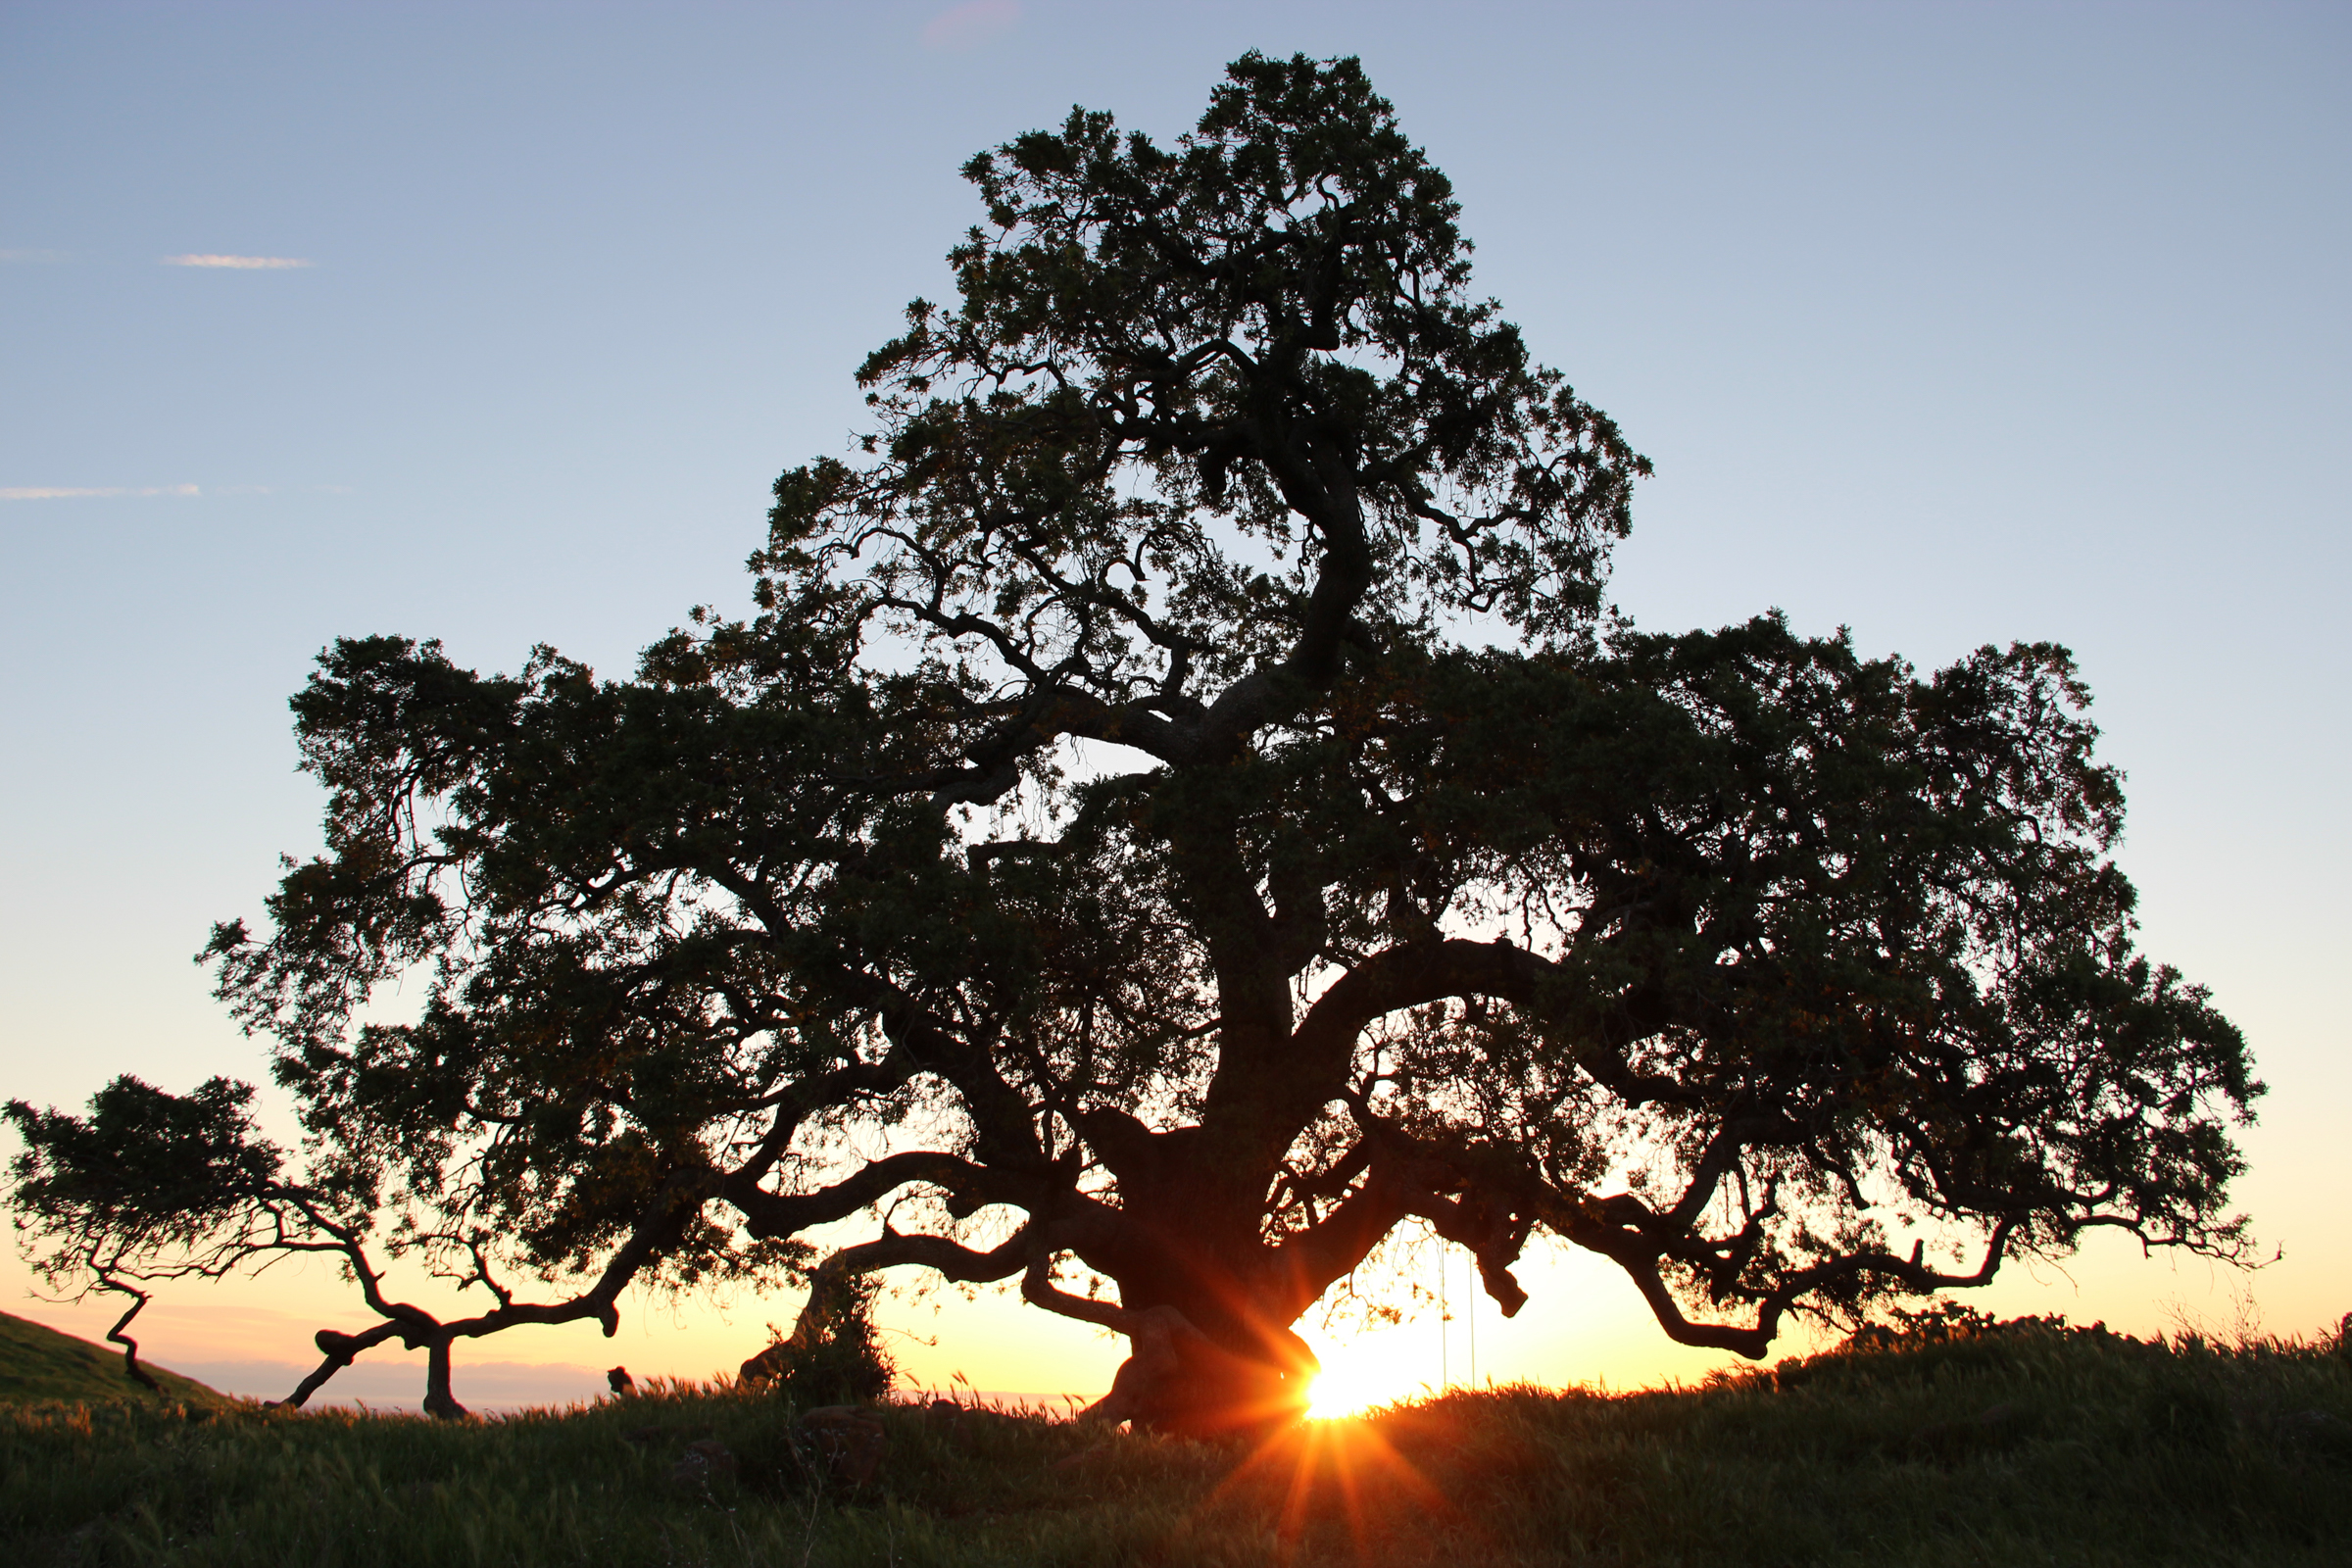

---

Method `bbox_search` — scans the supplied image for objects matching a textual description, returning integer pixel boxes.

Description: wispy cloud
[2,482,351,501]
[162,254,312,270]
[1,248,71,264]
[1,484,200,501]
[921,0,1019,52]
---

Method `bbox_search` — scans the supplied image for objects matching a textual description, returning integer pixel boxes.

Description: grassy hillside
[3,1314,2346,1566]
[0,1310,234,1410]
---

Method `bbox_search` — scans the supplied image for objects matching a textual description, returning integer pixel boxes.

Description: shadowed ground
[4,1316,2346,1566]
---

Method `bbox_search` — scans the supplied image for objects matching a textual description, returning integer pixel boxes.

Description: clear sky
[3,0,2345,1411]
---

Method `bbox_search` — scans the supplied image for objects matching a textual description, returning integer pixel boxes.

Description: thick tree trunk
[1082,1213,1319,1438]
[1084,1298,1314,1439]
[1054,1124,1331,1437]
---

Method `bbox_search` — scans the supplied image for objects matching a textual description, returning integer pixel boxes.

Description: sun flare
[1304,1370,1372,1420]
[1299,1331,1430,1419]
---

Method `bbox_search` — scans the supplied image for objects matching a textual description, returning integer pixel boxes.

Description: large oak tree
[8,54,2257,1432]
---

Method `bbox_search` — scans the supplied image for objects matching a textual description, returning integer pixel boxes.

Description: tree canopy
[6,54,2258,1433]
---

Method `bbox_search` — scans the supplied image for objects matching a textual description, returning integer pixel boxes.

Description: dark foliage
[743,1275,899,1408]
[6,53,2256,1431]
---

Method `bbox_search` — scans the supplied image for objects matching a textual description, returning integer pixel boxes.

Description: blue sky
[3,1,2346,1403]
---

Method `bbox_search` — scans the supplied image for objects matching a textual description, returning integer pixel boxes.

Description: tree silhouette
[7,54,2258,1432]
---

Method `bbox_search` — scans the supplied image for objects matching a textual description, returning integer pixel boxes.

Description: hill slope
[0,1309,233,1407]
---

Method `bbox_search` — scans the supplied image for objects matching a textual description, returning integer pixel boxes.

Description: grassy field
[0,1312,231,1411]
[4,1313,2347,1566]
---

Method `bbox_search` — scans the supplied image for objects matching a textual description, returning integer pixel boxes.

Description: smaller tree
[739,1274,899,1407]
[4,1073,761,1417]
[6,1077,283,1396]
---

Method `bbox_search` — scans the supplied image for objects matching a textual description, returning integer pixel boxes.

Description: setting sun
[1299,1324,1440,1419]
[1303,1371,1362,1420]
